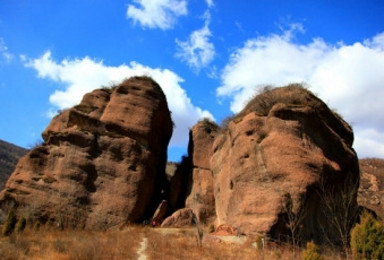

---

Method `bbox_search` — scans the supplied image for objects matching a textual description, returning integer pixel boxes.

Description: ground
[0,225,347,259]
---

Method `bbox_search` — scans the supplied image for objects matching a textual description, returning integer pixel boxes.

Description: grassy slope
[0,225,345,260]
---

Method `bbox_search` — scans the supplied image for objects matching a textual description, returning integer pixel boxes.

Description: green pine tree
[351,211,384,260]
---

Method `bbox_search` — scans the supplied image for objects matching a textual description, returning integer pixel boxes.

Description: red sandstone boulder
[0,77,173,229]
[161,208,196,228]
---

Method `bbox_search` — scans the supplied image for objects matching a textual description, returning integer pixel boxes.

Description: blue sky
[1,0,384,162]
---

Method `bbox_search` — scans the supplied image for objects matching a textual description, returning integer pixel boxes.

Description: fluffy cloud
[127,0,187,30]
[175,12,215,71]
[354,128,384,158]
[218,26,384,158]
[25,51,213,147]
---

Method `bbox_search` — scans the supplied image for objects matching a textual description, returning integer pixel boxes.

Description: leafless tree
[317,174,360,259]
[280,192,307,258]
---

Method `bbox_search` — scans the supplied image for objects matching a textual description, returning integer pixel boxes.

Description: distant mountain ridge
[0,139,28,189]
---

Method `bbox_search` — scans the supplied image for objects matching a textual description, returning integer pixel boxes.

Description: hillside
[358,158,384,219]
[0,139,28,189]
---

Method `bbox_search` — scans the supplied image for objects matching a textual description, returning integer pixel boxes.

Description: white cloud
[127,0,187,30]
[175,11,215,71]
[205,0,214,8]
[218,26,384,158]
[0,38,13,63]
[25,51,213,147]
[354,128,384,158]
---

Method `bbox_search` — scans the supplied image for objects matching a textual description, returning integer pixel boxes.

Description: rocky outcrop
[185,120,219,224]
[210,85,359,245]
[0,77,173,229]
[0,80,363,246]
[161,208,196,228]
[166,119,219,225]
[358,158,384,219]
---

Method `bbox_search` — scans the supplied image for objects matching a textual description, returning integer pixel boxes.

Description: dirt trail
[137,237,148,260]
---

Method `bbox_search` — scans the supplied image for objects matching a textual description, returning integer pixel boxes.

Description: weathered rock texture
[358,158,384,219]
[161,208,196,228]
[152,200,168,225]
[0,77,173,229]
[210,85,359,245]
[185,120,219,224]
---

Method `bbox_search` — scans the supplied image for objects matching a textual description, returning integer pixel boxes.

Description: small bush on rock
[15,217,26,234]
[2,210,17,236]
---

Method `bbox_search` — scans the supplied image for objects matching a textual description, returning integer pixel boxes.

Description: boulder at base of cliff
[161,208,197,228]
[0,76,173,229]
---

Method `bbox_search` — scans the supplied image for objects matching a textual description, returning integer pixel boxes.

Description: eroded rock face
[185,120,219,224]
[0,77,173,229]
[211,85,359,245]
[358,158,384,219]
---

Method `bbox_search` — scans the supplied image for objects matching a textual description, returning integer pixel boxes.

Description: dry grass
[146,228,345,260]
[0,225,148,260]
[0,225,346,260]
[239,84,318,118]
[219,84,318,131]
[74,105,98,114]
[146,230,264,260]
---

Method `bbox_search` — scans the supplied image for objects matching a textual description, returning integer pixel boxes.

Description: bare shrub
[318,174,360,258]
[281,193,306,248]
[74,104,97,114]
[239,84,312,117]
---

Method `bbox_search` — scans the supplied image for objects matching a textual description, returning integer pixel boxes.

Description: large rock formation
[358,158,384,219]
[182,85,359,246]
[165,120,219,225]
[185,120,219,224]
[211,85,360,244]
[0,77,173,229]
